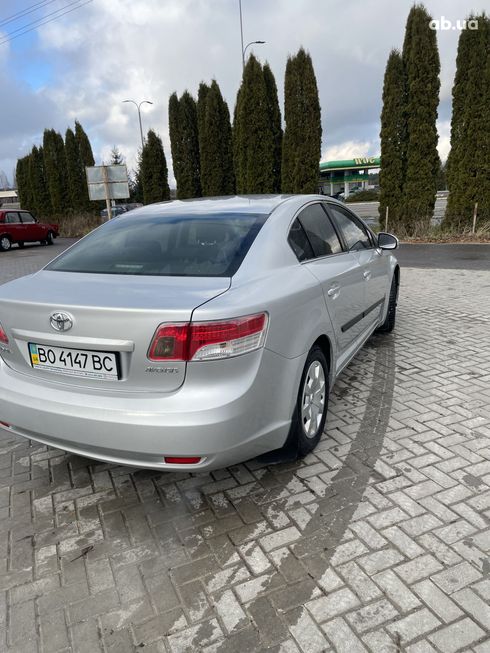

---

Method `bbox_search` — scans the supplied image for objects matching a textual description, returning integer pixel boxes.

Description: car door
[4,212,24,244]
[325,202,388,331]
[20,211,45,242]
[288,202,365,366]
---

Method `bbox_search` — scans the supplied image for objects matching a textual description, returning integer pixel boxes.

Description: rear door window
[5,212,20,224]
[47,212,267,277]
[297,203,343,258]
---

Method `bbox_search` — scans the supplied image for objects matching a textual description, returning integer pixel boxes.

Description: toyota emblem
[50,312,73,332]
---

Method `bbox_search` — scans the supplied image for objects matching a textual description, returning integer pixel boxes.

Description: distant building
[0,190,20,209]
[319,157,380,197]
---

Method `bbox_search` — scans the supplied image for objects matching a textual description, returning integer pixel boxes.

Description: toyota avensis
[0,195,399,471]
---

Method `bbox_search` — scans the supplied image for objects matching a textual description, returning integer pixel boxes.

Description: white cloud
[322,140,379,162]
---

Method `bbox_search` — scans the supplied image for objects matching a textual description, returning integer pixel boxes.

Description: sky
[0,0,484,187]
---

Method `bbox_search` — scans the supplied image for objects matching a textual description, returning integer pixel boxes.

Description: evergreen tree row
[444,14,490,228]
[379,4,440,235]
[16,121,95,217]
[168,48,321,198]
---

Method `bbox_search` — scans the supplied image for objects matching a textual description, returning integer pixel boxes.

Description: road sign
[86,165,130,219]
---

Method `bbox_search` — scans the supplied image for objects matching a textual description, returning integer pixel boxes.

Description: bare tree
[0,170,9,190]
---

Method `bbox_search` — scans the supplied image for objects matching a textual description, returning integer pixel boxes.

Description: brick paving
[1,246,490,652]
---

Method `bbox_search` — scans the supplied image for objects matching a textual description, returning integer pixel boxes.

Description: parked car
[100,203,143,220]
[0,195,399,471]
[0,210,59,251]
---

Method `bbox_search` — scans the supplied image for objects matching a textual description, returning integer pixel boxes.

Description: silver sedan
[0,195,399,470]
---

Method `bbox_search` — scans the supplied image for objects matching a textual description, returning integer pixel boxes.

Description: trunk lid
[0,270,230,392]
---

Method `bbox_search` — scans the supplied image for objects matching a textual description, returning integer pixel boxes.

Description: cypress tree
[75,120,95,211]
[16,156,34,210]
[199,80,235,196]
[263,63,282,193]
[282,48,322,194]
[401,4,440,232]
[379,50,405,230]
[141,129,170,204]
[43,129,68,214]
[168,91,201,199]
[444,14,490,228]
[197,82,211,146]
[65,128,85,211]
[29,145,51,217]
[233,54,275,193]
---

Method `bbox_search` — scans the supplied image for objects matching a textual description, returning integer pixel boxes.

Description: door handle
[327,285,340,298]
[363,270,371,280]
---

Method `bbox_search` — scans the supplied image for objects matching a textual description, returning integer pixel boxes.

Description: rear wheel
[0,235,11,252]
[289,345,329,458]
[18,241,25,249]
[377,275,397,333]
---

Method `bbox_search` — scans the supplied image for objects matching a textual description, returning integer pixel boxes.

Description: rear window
[47,212,268,277]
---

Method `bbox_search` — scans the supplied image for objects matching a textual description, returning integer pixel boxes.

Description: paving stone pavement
[1,249,490,652]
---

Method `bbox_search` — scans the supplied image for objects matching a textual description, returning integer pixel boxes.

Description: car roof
[122,195,298,219]
[114,194,356,222]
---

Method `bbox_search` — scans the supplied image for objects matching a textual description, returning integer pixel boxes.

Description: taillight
[147,312,268,362]
[0,322,8,345]
[189,313,268,361]
[148,324,188,360]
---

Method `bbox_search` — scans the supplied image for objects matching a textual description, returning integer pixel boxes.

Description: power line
[1,0,90,40]
[0,0,93,47]
[0,0,61,28]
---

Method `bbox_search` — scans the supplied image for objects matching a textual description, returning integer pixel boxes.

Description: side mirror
[377,232,398,250]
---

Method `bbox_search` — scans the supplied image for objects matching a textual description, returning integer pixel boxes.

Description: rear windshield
[47,212,267,277]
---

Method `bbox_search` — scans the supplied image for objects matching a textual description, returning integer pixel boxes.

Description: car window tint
[298,204,342,258]
[20,213,35,223]
[5,212,20,223]
[47,212,268,277]
[288,218,314,261]
[327,205,372,251]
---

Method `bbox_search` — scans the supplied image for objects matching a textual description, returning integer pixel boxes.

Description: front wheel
[0,235,11,252]
[46,231,54,245]
[377,275,397,333]
[18,241,25,249]
[290,345,329,458]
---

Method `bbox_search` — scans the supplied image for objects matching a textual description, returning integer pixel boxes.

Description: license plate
[28,343,119,380]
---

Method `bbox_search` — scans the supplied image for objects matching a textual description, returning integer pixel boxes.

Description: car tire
[290,345,329,458]
[0,235,12,252]
[377,275,397,333]
[46,231,54,245]
[18,241,25,249]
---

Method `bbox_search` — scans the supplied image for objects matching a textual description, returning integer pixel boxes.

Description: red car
[0,210,59,252]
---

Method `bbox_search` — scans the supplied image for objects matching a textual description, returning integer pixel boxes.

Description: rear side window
[327,204,372,251]
[297,204,342,258]
[47,212,267,277]
[288,219,314,261]
[5,212,19,223]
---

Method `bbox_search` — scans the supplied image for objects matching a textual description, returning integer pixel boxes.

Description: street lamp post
[238,0,265,70]
[242,40,265,68]
[122,99,153,150]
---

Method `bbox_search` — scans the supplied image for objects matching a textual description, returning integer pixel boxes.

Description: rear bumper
[0,349,302,471]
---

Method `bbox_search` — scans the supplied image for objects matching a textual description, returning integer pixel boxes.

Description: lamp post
[242,40,265,68]
[238,0,265,70]
[122,99,153,150]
